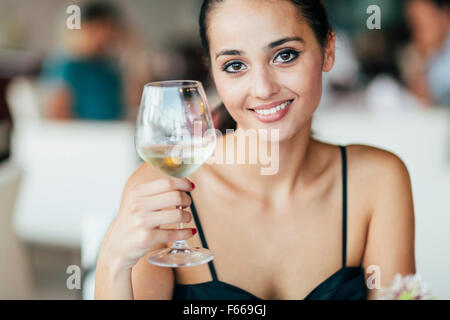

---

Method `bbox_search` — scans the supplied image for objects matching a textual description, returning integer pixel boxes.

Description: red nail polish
[191,181,195,189]
[192,228,197,235]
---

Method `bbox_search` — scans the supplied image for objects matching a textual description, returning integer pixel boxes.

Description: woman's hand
[97,176,196,274]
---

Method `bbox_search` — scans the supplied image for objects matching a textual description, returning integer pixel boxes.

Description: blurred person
[400,0,450,106]
[115,23,153,120]
[0,49,40,163]
[40,1,126,120]
[425,0,450,106]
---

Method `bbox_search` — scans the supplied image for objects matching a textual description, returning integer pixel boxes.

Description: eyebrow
[215,36,305,60]
[215,49,243,60]
[267,36,304,49]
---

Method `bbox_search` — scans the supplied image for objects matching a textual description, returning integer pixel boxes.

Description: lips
[249,99,293,123]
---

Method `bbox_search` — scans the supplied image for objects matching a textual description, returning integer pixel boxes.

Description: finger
[133,191,192,212]
[132,177,194,197]
[146,209,193,228]
[151,228,197,244]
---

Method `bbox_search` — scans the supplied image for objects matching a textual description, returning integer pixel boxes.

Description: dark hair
[199,0,332,134]
[430,0,450,8]
[81,1,121,23]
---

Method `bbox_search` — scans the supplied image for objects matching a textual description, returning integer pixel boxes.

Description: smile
[253,100,291,115]
[249,99,293,123]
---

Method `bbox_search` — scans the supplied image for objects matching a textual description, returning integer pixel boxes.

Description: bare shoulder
[345,144,411,187]
[346,144,408,165]
[345,144,414,232]
[346,143,412,194]
[317,141,410,186]
[346,145,416,291]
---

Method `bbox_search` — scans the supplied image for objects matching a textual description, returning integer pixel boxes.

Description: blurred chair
[7,70,138,248]
[10,120,139,249]
[0,161,34,299]
[6,76,43,122]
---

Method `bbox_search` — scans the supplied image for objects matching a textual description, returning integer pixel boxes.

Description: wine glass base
[147,246,214,267]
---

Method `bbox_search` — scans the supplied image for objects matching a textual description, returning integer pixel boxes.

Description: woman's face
[208,0,335,141]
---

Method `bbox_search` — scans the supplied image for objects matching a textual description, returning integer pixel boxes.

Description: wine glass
[134,80,217,267]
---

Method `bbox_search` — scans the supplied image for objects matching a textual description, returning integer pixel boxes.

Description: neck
[68,32,106,58]
[216,119,319,206]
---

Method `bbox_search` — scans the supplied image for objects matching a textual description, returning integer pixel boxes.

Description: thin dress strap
[186,191,218,281]
[339,145,347,268]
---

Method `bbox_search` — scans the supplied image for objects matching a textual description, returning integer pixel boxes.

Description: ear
[322,31,335,72]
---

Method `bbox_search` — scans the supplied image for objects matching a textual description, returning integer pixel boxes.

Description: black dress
[173,145,367,300]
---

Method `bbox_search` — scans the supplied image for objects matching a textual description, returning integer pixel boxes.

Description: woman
[95,0,415,300]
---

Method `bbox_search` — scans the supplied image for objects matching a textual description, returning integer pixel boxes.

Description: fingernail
[192,228,197,235]
[191,181,195,189]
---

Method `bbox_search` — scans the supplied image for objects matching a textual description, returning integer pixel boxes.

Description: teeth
[254,101,291,115]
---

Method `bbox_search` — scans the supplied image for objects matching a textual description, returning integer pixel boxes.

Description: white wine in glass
[135,80,216,267]
[137,143,215,178]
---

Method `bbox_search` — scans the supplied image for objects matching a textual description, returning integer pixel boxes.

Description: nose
[250,65,279,100]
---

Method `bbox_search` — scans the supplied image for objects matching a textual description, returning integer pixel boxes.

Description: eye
[223,61,247,73]
[273,49,300,64]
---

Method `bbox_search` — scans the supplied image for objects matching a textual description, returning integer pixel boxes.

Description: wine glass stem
[172,205,189,250]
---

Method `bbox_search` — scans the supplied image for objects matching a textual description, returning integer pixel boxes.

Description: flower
[375,274,435,300]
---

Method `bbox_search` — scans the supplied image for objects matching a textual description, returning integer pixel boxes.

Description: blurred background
[0,0,448,299]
